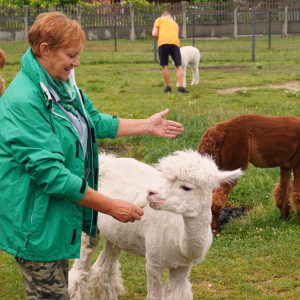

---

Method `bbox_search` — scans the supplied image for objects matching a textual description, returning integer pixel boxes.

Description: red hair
[28,12,86,57]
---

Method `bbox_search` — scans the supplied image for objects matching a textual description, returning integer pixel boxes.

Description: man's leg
[175,65,183,87]
[15,257,70,300]
[162,65,171,87]
[159,45,171,92]
[176,65,189,93]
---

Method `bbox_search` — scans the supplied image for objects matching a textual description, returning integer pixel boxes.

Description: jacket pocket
[71,229,77,245]
[24,190,37,248]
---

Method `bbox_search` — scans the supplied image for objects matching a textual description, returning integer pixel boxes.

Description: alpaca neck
[180,213,212,260]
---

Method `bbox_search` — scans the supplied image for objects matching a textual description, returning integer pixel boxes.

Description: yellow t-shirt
[154,17,180,48]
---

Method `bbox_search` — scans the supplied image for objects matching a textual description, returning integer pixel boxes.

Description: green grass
[1,58,300,299]
[0,35,300,64]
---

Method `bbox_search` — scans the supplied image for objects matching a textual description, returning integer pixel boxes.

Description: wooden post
[130,3,135,41]
[284,0,288,35]
[234,6,238,37]
[182,1,186,39]
[23,5,28,40]
[77,4,82,26]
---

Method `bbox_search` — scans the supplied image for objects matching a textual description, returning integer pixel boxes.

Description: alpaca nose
[147,189,157,196]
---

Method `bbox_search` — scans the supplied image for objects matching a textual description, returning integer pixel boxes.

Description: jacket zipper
[45,79,96,246]
[24,199,35,248]
[73,85,96,244]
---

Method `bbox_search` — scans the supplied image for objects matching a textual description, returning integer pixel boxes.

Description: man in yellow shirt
[152,12,189,93]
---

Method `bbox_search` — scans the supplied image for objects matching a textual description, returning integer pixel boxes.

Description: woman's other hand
[108,198,144,223]
[77,187,144,223]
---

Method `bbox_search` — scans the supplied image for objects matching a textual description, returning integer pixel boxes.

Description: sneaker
[178,87,189,93]
[164,86,171,93]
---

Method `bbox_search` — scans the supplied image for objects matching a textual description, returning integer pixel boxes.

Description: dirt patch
[200,66,247,71]
[98,144,128,154]
[147,66,248,71]
[217,81,300,94]
[136,65,248,72]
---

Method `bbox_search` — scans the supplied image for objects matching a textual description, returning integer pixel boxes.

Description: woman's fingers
[111,199,144,223]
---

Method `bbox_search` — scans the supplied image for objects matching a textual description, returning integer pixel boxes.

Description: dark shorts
[15,257,70,300]
[158,44,181,66]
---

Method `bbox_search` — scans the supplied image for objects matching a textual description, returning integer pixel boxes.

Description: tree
[0,0,78,7]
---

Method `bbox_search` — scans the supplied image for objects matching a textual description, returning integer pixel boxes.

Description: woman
[0,12,183,299]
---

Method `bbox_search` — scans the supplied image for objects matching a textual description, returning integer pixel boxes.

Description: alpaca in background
[0,49,6,96]
[176,46,200,87]
[197,114,300,234]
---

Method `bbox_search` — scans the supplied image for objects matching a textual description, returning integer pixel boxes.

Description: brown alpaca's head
[0,49,6,70]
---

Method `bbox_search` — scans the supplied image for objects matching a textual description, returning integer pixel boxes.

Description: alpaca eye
[181,186,191,191]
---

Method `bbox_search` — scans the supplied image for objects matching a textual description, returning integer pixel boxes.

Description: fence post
[182,1,186,39]
[23,5,28,40]
[284,0,288,35]
[252,8,255,62]
[234,5,238,38]
[193,13,195,47]
[130,3,135,41]
[76,4,82,26]
[114,16,117,51]
[269,11,272,49]
[153,10,157,63]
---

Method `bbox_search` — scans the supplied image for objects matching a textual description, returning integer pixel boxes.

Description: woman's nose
[72,55,80,67]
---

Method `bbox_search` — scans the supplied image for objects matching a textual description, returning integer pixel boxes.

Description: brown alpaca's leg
[273,167,292,220]
[292,165,300,224]
[211,181,237,234]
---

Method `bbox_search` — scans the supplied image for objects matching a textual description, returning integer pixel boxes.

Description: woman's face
[42,43,82,82]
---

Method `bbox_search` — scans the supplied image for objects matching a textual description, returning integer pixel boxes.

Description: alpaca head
[147,150,243,217]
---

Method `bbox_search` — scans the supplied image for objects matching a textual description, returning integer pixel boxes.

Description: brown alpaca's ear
[0,49,6,70]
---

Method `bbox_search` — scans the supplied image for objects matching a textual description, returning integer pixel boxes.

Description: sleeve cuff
[64,173,88,204]
[108,116,119,139]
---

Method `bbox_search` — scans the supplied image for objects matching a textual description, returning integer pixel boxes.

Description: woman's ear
[39,43,50,60]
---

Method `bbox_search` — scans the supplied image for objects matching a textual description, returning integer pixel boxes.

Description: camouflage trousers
[15,257,70,300]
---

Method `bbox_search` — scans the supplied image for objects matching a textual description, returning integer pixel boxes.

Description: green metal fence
[1,34,299,65]
[0,1,299,64]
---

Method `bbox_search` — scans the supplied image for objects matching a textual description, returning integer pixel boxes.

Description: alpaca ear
[216,168,243,185]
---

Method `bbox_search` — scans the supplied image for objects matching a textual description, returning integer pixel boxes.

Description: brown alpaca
[197,114,300,234]
[0,49,6,96]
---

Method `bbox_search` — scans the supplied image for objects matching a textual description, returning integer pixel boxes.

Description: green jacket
[0,48,119,262]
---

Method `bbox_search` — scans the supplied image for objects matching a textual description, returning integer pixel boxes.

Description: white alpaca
[176,46,200,87]
[68,150,242,300]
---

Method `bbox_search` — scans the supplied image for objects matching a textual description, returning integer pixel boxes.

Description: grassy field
[0,58,300,299]
[0,35,300,64]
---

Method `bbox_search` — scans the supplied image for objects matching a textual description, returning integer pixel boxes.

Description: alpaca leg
[146,261,164,300]
[182,65,187,88]
[273,167,292,220]
[163,266,192,300]
[211,181,237,234]
[91,239,124,300]
[68,231,100,300]
[190,63,199,85]
[292,165,300,224]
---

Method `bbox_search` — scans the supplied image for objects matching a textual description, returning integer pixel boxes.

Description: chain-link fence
[0,0,299,64]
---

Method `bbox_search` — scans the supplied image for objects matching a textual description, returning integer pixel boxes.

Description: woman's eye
[181,186,191,191]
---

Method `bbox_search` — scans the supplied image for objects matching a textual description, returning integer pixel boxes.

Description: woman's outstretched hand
[146,108,184,138]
